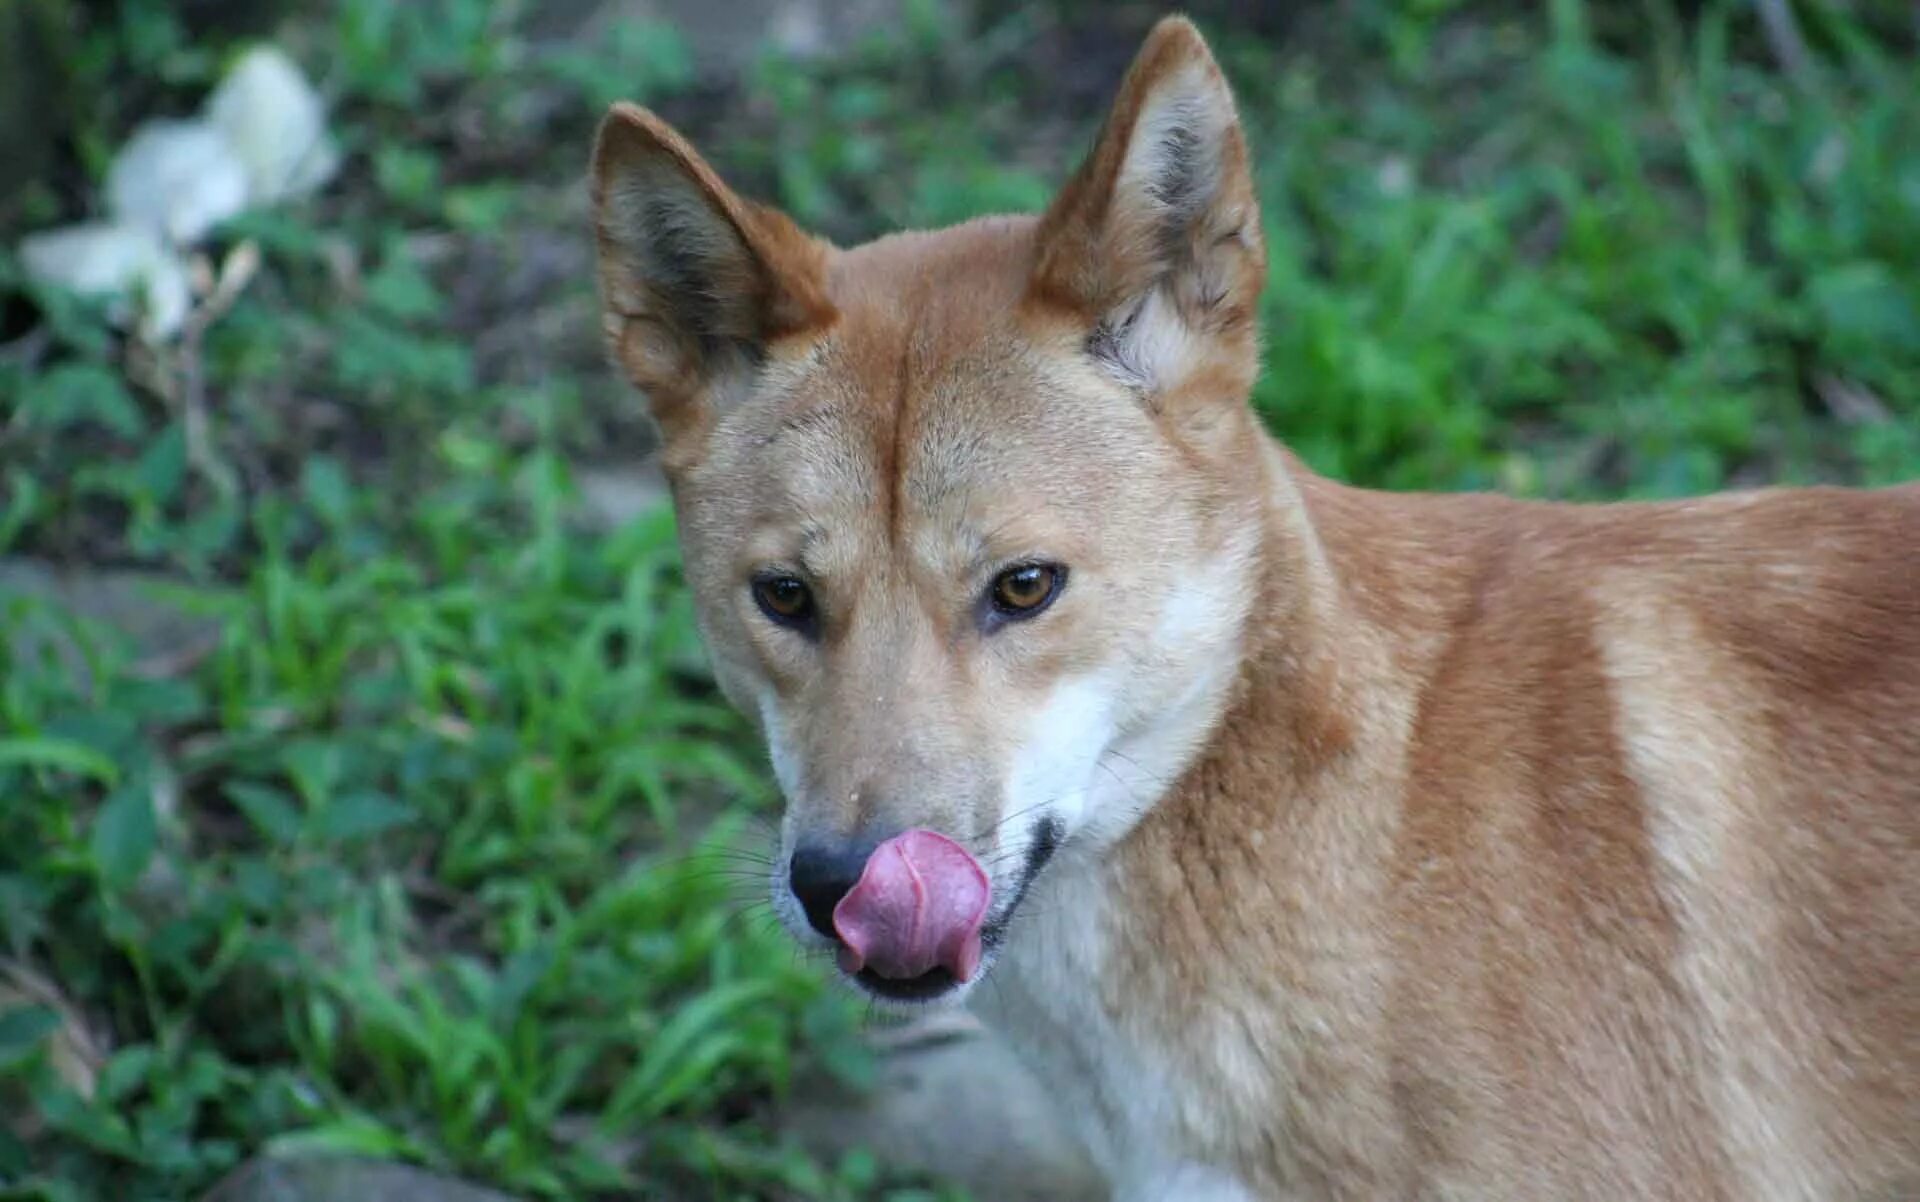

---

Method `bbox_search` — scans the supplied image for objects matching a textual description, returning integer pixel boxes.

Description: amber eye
[753,574,816,630]
[990,563,1064,619]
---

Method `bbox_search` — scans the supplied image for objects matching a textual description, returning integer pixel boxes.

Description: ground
[0,2,1917,1200]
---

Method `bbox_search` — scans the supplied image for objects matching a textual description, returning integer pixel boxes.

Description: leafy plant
[0,2,1915,1200]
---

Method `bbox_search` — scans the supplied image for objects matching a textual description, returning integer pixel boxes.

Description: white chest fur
[975,861,1262,1202]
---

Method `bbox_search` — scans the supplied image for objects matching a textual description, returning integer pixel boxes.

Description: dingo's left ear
[591,104,835,448]
[1031,17,1264,399]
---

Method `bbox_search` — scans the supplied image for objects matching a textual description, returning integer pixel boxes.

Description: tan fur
[590,16,1920,1200]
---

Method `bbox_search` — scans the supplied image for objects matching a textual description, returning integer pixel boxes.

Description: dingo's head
[591,17,1269,1003]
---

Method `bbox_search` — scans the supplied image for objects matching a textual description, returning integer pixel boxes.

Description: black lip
[987,815,1061,938]
[855,966,962,1002]
[976,817,1064,953]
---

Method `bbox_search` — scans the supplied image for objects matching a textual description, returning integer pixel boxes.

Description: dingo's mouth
[831,829,991,983]
[828,819,1063,1003]
[852,964,967,1003]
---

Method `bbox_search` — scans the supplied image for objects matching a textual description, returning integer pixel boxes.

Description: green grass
[0,496,909,1200]
[1,2,1917,1200]
[1235,2,1920,494]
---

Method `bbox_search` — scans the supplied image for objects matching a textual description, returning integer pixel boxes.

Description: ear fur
[1030,17,1265,397]
[590,104,835,442]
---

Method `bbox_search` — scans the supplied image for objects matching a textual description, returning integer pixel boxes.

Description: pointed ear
[1029,17,1264,399]
[590,104,835,443]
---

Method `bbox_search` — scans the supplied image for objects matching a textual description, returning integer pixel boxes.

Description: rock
[107,119,252,244]
[573,462,670,531]
[0,558,224,682]
[16,222,193,342]
[202,1158,521,1202]
[780,1015,1106,1202]
[204,47,339,206]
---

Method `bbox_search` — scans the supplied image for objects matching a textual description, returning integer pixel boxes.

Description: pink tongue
[832,829,991,982]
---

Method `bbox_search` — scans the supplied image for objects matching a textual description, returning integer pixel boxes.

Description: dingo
[590,16,1919,1200]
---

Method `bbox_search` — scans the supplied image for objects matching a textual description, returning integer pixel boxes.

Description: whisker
[973,789,1077,843]
[676,845,780,865]
[1100,746,1178,790]
[673,858,777,878]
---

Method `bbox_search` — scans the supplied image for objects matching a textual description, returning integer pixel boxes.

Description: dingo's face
[592,20,1267,1003]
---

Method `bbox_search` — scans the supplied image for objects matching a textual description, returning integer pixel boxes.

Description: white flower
[14,42,336,344]
[18,223,193,341]
[107,119,251,245]
[205,46,340,205]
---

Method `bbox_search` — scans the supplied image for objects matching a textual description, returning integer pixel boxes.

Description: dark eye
[989,563,1065,620]
[753,574,816,631]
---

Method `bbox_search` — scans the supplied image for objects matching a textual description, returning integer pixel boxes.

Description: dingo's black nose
[789,839,876,939]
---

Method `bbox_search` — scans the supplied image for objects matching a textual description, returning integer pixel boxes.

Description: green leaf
[233,856,288,912]
[225,781,303,845]
[133,423,188,506]
[281,740,342,808]
[18,364,144,438]
[96,1044,156,1103]
[91,783,157,887]
[32,1078,140,1157]
[0,1005,63,1071]
[0,1123,27,1178]
[118,676,206,727]
[1811,262,1920,357]
[363,244,442,320]
[0,873,51,953]
[445,184,517,235]
[372,145,441,213]
[264,1115,422,1161]
[603,980,778,1122]
[300,456,355,530]
[0,737,120,784]
[313,790,416,842]
[0,469,43,553]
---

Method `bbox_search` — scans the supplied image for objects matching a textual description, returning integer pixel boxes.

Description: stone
[17,222,193,342]
[573,462,671,531]
[203,1158,521,1202]
[0,558,224,682]
[107,119,251,245]
[204,47,340,206]
[780,1015,1106,1202]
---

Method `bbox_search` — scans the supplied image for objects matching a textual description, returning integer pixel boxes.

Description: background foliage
[1,1,1916,1199]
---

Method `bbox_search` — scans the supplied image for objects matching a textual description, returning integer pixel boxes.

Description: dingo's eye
[990,563,1065,619]
[753,574,816,631]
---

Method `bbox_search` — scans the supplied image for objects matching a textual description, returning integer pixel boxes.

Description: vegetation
[0,2,1915,1199]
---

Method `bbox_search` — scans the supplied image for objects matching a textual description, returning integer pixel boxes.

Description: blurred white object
[12,42,335,344]
[107,119,251,244]
[204,46,339,205]
[18,223,192,341]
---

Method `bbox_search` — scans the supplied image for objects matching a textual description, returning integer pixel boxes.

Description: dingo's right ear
[590,104,835,446]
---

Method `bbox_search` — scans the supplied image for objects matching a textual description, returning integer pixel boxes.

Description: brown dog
[590,16,1920,1200]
